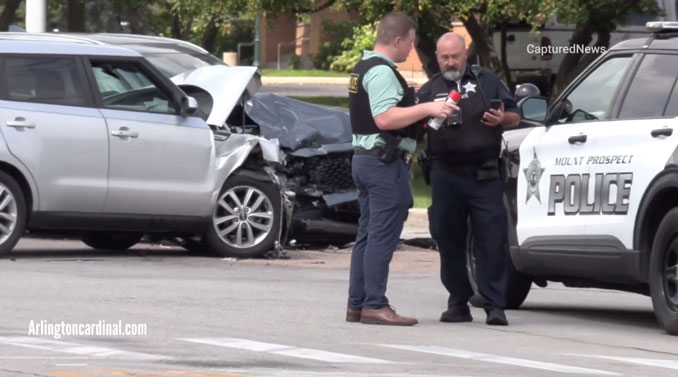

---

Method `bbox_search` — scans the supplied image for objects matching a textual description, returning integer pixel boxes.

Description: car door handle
[568,134,587,144]
[651,128,673,138]
[111,129,139,138]
[6,118,35,129]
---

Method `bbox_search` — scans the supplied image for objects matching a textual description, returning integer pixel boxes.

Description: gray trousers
[348,154,412,310]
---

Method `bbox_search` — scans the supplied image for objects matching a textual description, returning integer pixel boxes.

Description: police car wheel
[206,174,281,258]
[649,208,678,335]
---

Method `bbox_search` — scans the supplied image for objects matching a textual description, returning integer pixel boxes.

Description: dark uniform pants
[348,154,412,310]
[428,168,508,310]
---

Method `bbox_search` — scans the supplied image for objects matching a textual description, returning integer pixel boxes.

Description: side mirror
[519,96,548,122]
[181,96,198,116]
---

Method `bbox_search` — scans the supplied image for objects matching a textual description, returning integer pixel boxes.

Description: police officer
[417,33,520,326]
[346,12,456,326]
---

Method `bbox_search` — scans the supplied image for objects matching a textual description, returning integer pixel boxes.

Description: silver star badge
[462,82,477,94]
[524,148,545,204]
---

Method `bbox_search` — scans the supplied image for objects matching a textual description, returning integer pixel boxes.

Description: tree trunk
[552,23,595,98]
[462,14,504,81]
[172,15,183,39]
[67,0,86,32]
[119,0,154,34]
[200,17,220,53]
[415,31,439,78]
[0,0,22,32]
[499,23,514,89]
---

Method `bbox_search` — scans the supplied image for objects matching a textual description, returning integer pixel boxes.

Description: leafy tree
[329,23,376,72]
[331,0,659,93]
[0,0,23,31]
[539,0,660,96]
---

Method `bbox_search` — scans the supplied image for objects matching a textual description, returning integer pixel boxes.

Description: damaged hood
[245,93,353,154]
[173,66,352,156]
[171,65,260,127]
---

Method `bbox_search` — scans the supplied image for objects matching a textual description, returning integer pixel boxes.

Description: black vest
[427,68,501,164]
[348,56,420,140]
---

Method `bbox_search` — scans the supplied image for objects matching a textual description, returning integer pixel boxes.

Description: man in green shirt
[346,11,457,326]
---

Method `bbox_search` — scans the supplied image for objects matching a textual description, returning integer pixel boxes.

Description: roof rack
[646,22,678,31]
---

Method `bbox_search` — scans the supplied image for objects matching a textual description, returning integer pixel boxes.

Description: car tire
[466,237,532,309]
[206,174,281,258]
[0,171,27,255]
[649,207,678,335]
[81,232,143,250]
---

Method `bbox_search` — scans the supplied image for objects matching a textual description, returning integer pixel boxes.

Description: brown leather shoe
[360,306,418,326]
[346,308,362,322]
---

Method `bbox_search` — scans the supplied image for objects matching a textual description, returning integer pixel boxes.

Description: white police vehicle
[471,22,678,335]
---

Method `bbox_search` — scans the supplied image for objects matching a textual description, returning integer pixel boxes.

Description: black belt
[354,148,382,157]
[354,148,412,165]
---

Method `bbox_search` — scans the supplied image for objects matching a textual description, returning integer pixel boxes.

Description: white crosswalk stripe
[0,336,170,360]
[569,354,678,371]
[378,344,619,375]
[178,337,390,364]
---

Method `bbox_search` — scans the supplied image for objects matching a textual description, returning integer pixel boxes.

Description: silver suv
[0,39,283,257]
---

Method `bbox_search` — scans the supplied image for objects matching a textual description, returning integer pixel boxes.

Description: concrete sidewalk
[402,208,431,240]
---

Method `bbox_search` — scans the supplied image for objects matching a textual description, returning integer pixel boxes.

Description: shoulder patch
[349,73,360,94]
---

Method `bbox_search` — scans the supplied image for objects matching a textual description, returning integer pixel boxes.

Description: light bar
[646,21,678,31]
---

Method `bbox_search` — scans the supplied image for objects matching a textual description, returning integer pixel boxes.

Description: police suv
[477,22,678,335]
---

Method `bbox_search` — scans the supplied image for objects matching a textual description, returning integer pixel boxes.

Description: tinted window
[90,61,177,115]
[2,56,87,106]
[663,78,678,117]
[619,54,678,119]
[559,56,633,123]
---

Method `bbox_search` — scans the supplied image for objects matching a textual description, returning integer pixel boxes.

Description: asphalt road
[0,237,676,377]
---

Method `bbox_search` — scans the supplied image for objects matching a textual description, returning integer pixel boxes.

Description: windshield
[143,53,226,78]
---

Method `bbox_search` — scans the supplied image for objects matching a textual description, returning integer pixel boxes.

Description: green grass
[411,161,432,209]
[290,96,349,108]
[261,69,349,77]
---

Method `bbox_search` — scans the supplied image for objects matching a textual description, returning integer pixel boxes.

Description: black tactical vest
[348,56,421,140]
[427,68,502,164]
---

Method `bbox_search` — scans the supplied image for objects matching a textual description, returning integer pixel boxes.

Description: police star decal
[462,82,477,94]
[524,148,545,204]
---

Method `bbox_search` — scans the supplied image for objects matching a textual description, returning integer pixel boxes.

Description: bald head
[436,33,466,53]
[435,33,468,81]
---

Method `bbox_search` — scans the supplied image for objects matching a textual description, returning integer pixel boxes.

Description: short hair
[376,12,417,45]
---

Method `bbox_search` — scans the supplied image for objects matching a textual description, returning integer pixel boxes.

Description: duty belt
[354,148,412,165]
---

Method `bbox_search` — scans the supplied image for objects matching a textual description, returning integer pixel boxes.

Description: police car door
[517,53,637,246]
[580,52,678,250]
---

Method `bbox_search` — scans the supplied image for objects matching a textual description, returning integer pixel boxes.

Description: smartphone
[490,99,503,110]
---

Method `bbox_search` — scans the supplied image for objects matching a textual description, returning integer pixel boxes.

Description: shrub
[330,23,376,73]
[310,20,356,70]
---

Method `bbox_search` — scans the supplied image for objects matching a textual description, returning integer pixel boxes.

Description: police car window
[619,54,678,119]
[663,76,678,117]
[2,57,87,106]
[560,56,633,124]
[90,61,177,115]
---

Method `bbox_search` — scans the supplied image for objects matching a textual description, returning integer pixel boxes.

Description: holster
[378,132,403,164]
[418,150,432,185]
[476,158,500,181]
